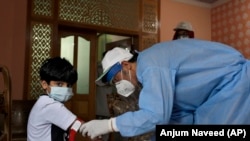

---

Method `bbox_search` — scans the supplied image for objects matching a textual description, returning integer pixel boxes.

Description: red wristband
[69,118,83,141]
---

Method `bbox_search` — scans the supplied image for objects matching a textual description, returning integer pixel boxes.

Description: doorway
[59,28,133,141]
[58,27,97,122]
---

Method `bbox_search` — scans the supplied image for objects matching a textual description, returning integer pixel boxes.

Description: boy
[27,57,83,141]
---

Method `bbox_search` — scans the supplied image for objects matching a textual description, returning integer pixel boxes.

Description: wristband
[69,118,83,141]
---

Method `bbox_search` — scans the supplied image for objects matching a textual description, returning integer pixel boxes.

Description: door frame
[57,26,97,122]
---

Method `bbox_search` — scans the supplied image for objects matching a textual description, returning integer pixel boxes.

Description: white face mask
[177,35,189,39]
[115,70,135,97]
[48,87,73,102]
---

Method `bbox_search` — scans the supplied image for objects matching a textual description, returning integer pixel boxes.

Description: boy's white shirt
[27,95,76,141]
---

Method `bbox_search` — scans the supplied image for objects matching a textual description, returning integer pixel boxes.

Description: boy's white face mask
[115,70,135,97]
[48,86,73,102]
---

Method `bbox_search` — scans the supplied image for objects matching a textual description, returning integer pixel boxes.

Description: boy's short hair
[39,56,78,86]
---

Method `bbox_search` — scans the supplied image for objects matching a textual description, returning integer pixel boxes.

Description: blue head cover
[106,62,122,83]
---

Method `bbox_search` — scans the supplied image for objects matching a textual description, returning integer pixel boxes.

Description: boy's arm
[69,118,103,141]
[68,118,83,141]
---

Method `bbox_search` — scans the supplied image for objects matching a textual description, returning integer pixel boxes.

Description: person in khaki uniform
[97,50,153,141]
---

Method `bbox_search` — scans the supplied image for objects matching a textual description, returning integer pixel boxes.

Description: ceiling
[195,0,219,4]
[173,0,230,8]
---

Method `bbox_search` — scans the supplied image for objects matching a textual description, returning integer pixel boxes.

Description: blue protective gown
[115,38,250,138]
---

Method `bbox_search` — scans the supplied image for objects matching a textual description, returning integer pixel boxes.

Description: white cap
[174,21,193,31]
[95,47,133,84]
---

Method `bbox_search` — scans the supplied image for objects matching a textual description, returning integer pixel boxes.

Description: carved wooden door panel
[59,28,97,141]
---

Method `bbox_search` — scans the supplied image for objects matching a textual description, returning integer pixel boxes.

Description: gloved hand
[79,119,113,139]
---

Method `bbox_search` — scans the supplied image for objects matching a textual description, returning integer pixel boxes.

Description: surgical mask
[115,70,135,97]
[177,35,189,39]
[48,86,73,102]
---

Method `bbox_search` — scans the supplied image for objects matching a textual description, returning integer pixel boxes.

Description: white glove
[79,119,113,139]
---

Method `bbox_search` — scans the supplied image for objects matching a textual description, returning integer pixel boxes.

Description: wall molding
[172,0,230,8]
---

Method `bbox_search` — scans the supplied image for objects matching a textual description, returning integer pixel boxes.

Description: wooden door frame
[57,26,97,121]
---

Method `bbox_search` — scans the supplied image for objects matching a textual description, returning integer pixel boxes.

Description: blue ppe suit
[115,39,250,138]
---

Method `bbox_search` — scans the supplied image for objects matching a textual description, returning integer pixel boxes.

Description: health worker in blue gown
[79,38,250,140]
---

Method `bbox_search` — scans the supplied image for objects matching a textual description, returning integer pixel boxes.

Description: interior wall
[211,0,250,58]
[160,0,211,41]
[0,0,27,100]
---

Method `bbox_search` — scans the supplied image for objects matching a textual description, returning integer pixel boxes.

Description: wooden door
[58,28,97,141]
